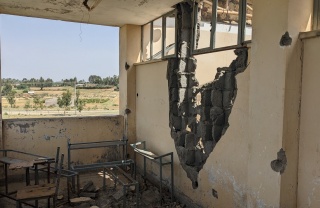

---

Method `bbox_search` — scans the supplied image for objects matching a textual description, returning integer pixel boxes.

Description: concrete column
[247,0,312,207]
[119,25,141,145]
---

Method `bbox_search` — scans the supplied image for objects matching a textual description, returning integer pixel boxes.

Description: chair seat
[16,183,56,200]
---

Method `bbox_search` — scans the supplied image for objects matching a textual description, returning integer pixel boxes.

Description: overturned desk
[130,141,174,205]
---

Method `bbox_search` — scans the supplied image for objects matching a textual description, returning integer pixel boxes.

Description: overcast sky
[0,14,119,82]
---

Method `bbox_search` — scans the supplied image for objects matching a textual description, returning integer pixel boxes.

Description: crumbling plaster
[167,2,248,188]
[3,116,124,165]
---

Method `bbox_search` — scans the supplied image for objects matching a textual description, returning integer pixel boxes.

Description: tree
[88,75,102,84]
[75,90,85,113]
[6,90,16,108]
[33,95,41,110]
[57,90,72,115]
[39,77,44,90]
[24,100,31,113]
[2,83,13,96]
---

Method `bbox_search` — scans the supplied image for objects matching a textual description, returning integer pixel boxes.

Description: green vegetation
[57,90,72,115]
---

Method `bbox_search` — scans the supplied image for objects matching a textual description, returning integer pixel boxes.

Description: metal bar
[193,44,249,56]
[54,147,60,171]
[162,15,166,59]
[150,21,154,60]
[143,142,146,183]
[123,185,127,208]
[26,167,30,186]
[238,0,247,44]
[5,163,8,194]
[103,168,106,191]
[136,182,139,207]
[191,0,197,53]
[140,25,143,62]
[211,0,218,48]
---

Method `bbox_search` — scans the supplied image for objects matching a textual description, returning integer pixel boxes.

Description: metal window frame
[163,10,177,59]
[192,0,250,56]
[313,0,320,30]
[140,10,176,62]
[139,0,252,63]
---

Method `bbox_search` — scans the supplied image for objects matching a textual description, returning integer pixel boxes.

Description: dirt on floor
[0,170,185,208]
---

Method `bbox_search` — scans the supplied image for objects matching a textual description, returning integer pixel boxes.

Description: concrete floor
[0,169,183,208]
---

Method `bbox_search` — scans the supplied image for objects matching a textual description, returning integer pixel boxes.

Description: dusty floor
[0,170,184,208]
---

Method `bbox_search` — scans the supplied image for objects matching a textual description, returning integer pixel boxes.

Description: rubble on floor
[56,172,185,208]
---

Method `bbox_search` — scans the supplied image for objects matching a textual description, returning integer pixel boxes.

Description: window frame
[140,10,177,62]
[192,0,250,55]
[140,0,252,62]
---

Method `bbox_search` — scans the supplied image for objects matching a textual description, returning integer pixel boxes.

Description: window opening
[151,17,163,60]
[244,0,253,41]
[164,12,177,57]
[142,23,151,61]
[1,15,120,118]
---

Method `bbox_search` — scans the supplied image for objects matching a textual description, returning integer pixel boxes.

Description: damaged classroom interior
[1,0,320,207]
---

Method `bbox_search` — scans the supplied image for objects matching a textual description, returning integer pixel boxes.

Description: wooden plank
[16,184,56,200]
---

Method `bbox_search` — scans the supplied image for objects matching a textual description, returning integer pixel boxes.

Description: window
[1,15,120,118]
[140,0,252,62]
[141,10,176,62]
[193,0,252,54]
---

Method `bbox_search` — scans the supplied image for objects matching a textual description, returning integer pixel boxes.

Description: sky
[0,14,119,82]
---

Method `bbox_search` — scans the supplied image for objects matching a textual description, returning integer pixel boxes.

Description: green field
[2,86,119,119]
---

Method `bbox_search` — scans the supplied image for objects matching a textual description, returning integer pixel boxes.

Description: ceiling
[0,0,183,27]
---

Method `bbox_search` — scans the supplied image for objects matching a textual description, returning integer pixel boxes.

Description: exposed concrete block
[203,141,216,157]
[210,106,224,121]
[222,90,236,109]
[185,133,196,150]
[201,89,212,106]
[211,90,223,108]
[169,114,182,130]
[187,58,197,73]
[178,74,188,88]
[179,101,197,117]
[194,149,204,166]
[224,71,236,90]
[212,125,223,142]
[212,112,225,126]
[185,149,195,166]
[169,102,179,116]
[201,123,213,141]
[200,106,211,121]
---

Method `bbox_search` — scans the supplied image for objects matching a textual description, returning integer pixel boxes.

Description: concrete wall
[298,36,320,208]
[2,116,124,165]
[135,48,251,207]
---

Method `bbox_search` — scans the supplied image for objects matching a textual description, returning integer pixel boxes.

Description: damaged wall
[3,116,124,165]
[135,50,251,207]
[166,2,248,189]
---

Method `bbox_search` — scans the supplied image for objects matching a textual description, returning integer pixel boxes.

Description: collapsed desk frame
[67,138,135,190]
[130,141,174,205]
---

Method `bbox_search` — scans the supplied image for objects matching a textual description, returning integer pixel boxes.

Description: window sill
[299,30,320,40]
